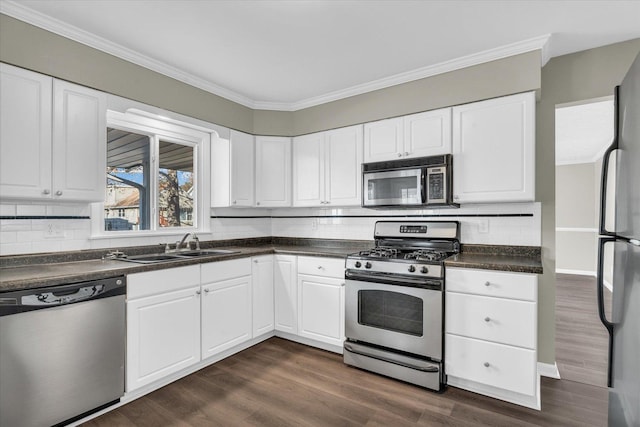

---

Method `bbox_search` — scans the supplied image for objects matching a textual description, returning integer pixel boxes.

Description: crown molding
[1,1,550,112]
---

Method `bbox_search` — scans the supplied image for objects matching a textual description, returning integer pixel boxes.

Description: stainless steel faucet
[177,233,191,250]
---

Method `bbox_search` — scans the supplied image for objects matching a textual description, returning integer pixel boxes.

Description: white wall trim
[556,227,598,233]
[556,268,596,276]
[537,362,561,379]
[1,1,550,112]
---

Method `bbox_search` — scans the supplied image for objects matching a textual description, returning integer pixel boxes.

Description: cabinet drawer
[446,268,537,301]
[201,258,252,283]
[297,256,345,278]
[445,334,537,397]
[445,292,536,349]
[128,265,200,299]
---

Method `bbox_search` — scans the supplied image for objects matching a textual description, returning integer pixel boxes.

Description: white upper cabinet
[255,136,291,207]
[292,125,363,207]
[211,130,255,208]
[0,63,53,200]
[452,92,535,203]
[52,80,107,201]
[0,64,106,202]
[363,108,451,163]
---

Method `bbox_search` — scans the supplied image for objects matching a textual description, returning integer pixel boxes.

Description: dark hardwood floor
[555,273,610,388]
[84,337,607,427]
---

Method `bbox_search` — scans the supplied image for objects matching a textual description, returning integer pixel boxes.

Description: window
[94,110,210,237]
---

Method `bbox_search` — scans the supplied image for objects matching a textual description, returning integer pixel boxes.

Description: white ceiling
[555,99,614,165]
[2,1,640,111]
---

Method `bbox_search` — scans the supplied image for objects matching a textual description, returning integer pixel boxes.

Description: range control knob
[355,261,362,268]
[420,266,429,274]
[365,262,372,269]
[408,265,416,273]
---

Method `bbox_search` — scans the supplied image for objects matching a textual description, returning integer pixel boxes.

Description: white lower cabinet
[297,256,345,347]
[274,255,298,334]
[252,255,275,337]
[126,266,201,392]
[201,258,253,358]
[445,267,540,409]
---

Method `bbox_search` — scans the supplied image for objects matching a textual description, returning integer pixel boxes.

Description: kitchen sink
[116,249,240,264]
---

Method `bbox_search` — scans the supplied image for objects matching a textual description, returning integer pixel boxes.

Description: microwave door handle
[421,171,427,203]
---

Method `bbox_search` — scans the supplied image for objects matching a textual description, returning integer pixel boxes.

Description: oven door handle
[344,343,439,372]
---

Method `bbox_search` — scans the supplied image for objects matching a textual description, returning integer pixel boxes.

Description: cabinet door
[292,133,324,206]
[298,274,345,347]
[452,92,535,203]
[252,255,274,337]
[255,136,291,207]
[274,255,298,334]
[230,129,255,207]
[126,286,201,391]
[201,275,252,358]
[363,117,403,163]
[0,63,52,199]
[52,80,107,201]
[325,125,363,206]
[403,108,452,158]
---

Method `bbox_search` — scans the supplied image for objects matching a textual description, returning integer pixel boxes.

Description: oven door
[345,279,442,360]
[362,168,424,207]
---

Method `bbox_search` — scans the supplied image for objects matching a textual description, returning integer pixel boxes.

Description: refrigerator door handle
[597,236,616,387]
[599,86,620,236]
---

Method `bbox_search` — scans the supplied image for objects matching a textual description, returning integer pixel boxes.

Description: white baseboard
[556,269,596,277]
[538,362,561,379]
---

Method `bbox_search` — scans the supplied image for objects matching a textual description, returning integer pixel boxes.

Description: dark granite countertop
[0,239,542,292]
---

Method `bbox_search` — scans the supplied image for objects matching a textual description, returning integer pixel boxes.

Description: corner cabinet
[445,267,540,410]
[363,108,451,163]
[0,64,106,201]
[292,125,363,207]
[452,92,535,203]
[255,136,291,207]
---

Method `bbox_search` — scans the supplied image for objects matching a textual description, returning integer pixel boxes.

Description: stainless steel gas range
[343,221,460,391]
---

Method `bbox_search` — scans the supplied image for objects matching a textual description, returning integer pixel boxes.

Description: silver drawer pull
[484,362,490,368]
[484,317,491,322]
[484,281,491,287]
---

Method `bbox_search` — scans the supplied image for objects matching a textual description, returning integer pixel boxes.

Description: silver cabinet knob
[484,362,490,368]
[55,190,63,196]
[42,189,50,195]
[484,281,491,287]
[196,290,201,295]
[397,153,402,157]
[253,259,258,263]
[204,288,209,294]
[233,200,237,204]
[484,317,491,322]
[256,202,260,206]
[317,265,324,270]
[454,195,460,200]
[404,152,409,156]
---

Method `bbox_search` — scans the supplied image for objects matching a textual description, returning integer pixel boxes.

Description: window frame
[91,110,211,239]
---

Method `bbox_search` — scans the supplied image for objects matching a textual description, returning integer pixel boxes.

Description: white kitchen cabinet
[363,108,451,163]
[201,258,253,358]
[274,254,298,334]
[211,130,255,207]
[445,267,540,410]
[292,125,363,207]
[452,91,535,203]
[0,64,106,201]
[255,136,291,207]
[297,256,345,347]
[252,255,275,337]
[126,266,201,392]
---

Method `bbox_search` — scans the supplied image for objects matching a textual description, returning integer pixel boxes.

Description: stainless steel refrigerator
[598,51,640,427]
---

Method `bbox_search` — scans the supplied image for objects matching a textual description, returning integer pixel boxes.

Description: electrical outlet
[478,219,489,233]
[44,222,64,238]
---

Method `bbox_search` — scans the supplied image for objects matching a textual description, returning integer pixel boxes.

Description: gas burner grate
[358,248,398,258]
[403,249,449,262]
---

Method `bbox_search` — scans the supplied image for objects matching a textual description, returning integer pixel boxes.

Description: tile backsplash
[1,202,541,256]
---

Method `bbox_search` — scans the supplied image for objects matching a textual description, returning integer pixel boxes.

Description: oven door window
[358,290,423,336]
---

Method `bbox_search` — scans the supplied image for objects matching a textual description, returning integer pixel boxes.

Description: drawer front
[445,292,536,349]
[201,257,252,283]
[128,265,200,299]
[446,268,537,301]
[445,334,537,396]
[297,256,345,278]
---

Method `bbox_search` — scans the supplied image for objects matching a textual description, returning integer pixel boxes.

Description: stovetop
[355,248,452,263]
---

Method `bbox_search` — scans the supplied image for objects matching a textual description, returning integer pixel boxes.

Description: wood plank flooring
[555,273,610,387]
[84,337,608,427]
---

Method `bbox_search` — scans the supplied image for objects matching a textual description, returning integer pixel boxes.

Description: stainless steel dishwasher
[0,276,126,427]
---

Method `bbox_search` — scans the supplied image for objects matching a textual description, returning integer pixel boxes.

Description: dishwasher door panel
[0,294,125,427]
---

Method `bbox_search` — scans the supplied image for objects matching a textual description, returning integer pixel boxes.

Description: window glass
[158,140,194,228]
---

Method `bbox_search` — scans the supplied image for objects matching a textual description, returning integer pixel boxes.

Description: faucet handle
[192,234,200,250]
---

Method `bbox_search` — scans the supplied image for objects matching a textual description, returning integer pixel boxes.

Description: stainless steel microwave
[362,154,458,208]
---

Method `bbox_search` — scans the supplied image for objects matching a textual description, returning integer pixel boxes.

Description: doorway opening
[554,97,614,387]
